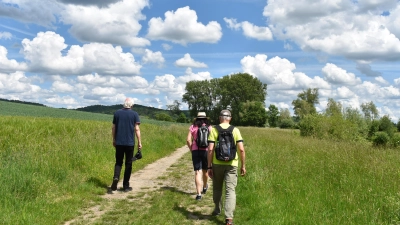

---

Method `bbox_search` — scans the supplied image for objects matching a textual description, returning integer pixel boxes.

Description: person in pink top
[186,112,212,200]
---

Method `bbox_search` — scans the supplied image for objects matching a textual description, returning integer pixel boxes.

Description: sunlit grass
[1,101,400,224]
[0,115,188,224]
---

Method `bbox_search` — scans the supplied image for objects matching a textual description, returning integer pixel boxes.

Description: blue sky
[1,0,400,121]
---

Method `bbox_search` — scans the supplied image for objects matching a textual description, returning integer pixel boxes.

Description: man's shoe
[202,184,208,194]
[111,178,118,191]
[225,219,234,225]
[123,187,133,192]
[195,195,202,200]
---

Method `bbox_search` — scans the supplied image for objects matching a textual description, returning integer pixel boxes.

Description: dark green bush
[390,133,400,148]
[279,118,294,129]
[372,132,390,146]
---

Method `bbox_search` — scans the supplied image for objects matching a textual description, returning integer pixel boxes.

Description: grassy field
[1,102,400,224]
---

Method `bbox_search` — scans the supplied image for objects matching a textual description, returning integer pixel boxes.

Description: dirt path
[65,145,194,225]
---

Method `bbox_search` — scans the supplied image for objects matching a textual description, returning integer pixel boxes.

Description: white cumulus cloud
[147,6,222,45]
[224,18,273,41]
[22,31,142,75]
[175,53,207,68]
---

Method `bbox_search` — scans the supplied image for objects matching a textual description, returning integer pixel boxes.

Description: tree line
[177,73,399,147]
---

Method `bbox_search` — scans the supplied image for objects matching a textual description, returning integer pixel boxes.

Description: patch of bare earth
[64,146,213,225]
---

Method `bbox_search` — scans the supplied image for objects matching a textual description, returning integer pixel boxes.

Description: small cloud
[162,43,172,51]
[224,17,273,41]
[175,53,207,68]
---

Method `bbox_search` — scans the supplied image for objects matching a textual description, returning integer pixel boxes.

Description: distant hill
[0,98,189,120]
[0,98,48,107]
[74,104,170,118]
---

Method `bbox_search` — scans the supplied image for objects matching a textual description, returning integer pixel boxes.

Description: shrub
[390,133,400,148]
[279,118,294,129]
[299,114,364,141]
[372,132,390,146]
[155,112,174,122]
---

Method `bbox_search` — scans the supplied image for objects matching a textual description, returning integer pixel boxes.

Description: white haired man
[111,98,142,192]
[207,109,246,225]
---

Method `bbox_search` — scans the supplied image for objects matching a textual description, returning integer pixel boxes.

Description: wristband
[208,167,212,169]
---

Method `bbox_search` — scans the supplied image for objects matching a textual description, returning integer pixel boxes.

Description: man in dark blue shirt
[111,98,142,192]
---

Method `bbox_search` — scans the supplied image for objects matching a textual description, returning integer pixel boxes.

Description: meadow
[1,100,400,224]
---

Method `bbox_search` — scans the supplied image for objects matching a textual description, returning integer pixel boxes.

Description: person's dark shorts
[191,150,208,171]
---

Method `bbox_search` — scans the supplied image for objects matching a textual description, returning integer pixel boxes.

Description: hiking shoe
[225,219,234,225]
[111,178,118,191]
[202,184,208,194]
[195,195,202,200]
[211,209,220,216]
[123,187,133,192]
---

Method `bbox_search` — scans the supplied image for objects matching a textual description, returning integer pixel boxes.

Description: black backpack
[196,124,209,148]
[215,125,236,161]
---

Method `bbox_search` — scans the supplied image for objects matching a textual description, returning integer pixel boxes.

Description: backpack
[196,124,209,148]
[215,125,236,161]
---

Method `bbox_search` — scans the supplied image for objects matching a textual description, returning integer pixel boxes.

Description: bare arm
[112,124,116,147]
[186,130,192,150]
[237,141,246,176]
[135,123,142,150]
[207,142,215,178]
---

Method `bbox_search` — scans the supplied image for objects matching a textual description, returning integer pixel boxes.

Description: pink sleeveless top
[189,124,211,151]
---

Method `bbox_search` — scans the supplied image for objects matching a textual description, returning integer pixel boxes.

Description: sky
[0,0,400,121]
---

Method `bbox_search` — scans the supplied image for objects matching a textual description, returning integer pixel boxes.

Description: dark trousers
[113,145,134,188]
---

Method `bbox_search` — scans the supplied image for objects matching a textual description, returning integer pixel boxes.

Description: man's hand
[240,166,246,176]
[113,140,116,147]
[207,169,213,179]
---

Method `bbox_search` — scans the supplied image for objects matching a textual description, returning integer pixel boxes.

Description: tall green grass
[89,127,400,225]
[0,115,188,224]
[237,127,400,224]
[2,101,400,224]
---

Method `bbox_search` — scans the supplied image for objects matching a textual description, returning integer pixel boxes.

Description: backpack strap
[215,125,223,133]
[216,125,232,133]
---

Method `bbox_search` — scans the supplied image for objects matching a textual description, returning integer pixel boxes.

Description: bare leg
[195,170,203,195]
[202,169,208,189]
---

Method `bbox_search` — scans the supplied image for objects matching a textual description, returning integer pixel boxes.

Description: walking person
[111,97,142,192]
[207,109,246,225]
[186,112,211,200]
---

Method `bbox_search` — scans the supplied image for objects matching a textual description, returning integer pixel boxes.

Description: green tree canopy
[182,73,267,125]
[166,100,182,117]
[267,104,279,127]
[292,88,319,119]
[361,101,379,121]
[239,101,267,127]
[325,98,343,117]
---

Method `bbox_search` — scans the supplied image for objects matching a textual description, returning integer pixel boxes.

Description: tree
[267,104,279,127]
[239,101,267,127]
[325,98,342,117]
[166,100,182,117]
[279,108,291,120]
[182,73,267,125]
[278,108,294,128]
[292,88,319,119]
[176,112,188,123]
[155,112,173,122]
[360,101,379,121]
[218,73,267,125]
[379,115,396,137]
[182,80,216,121]
[397,119,400,132]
